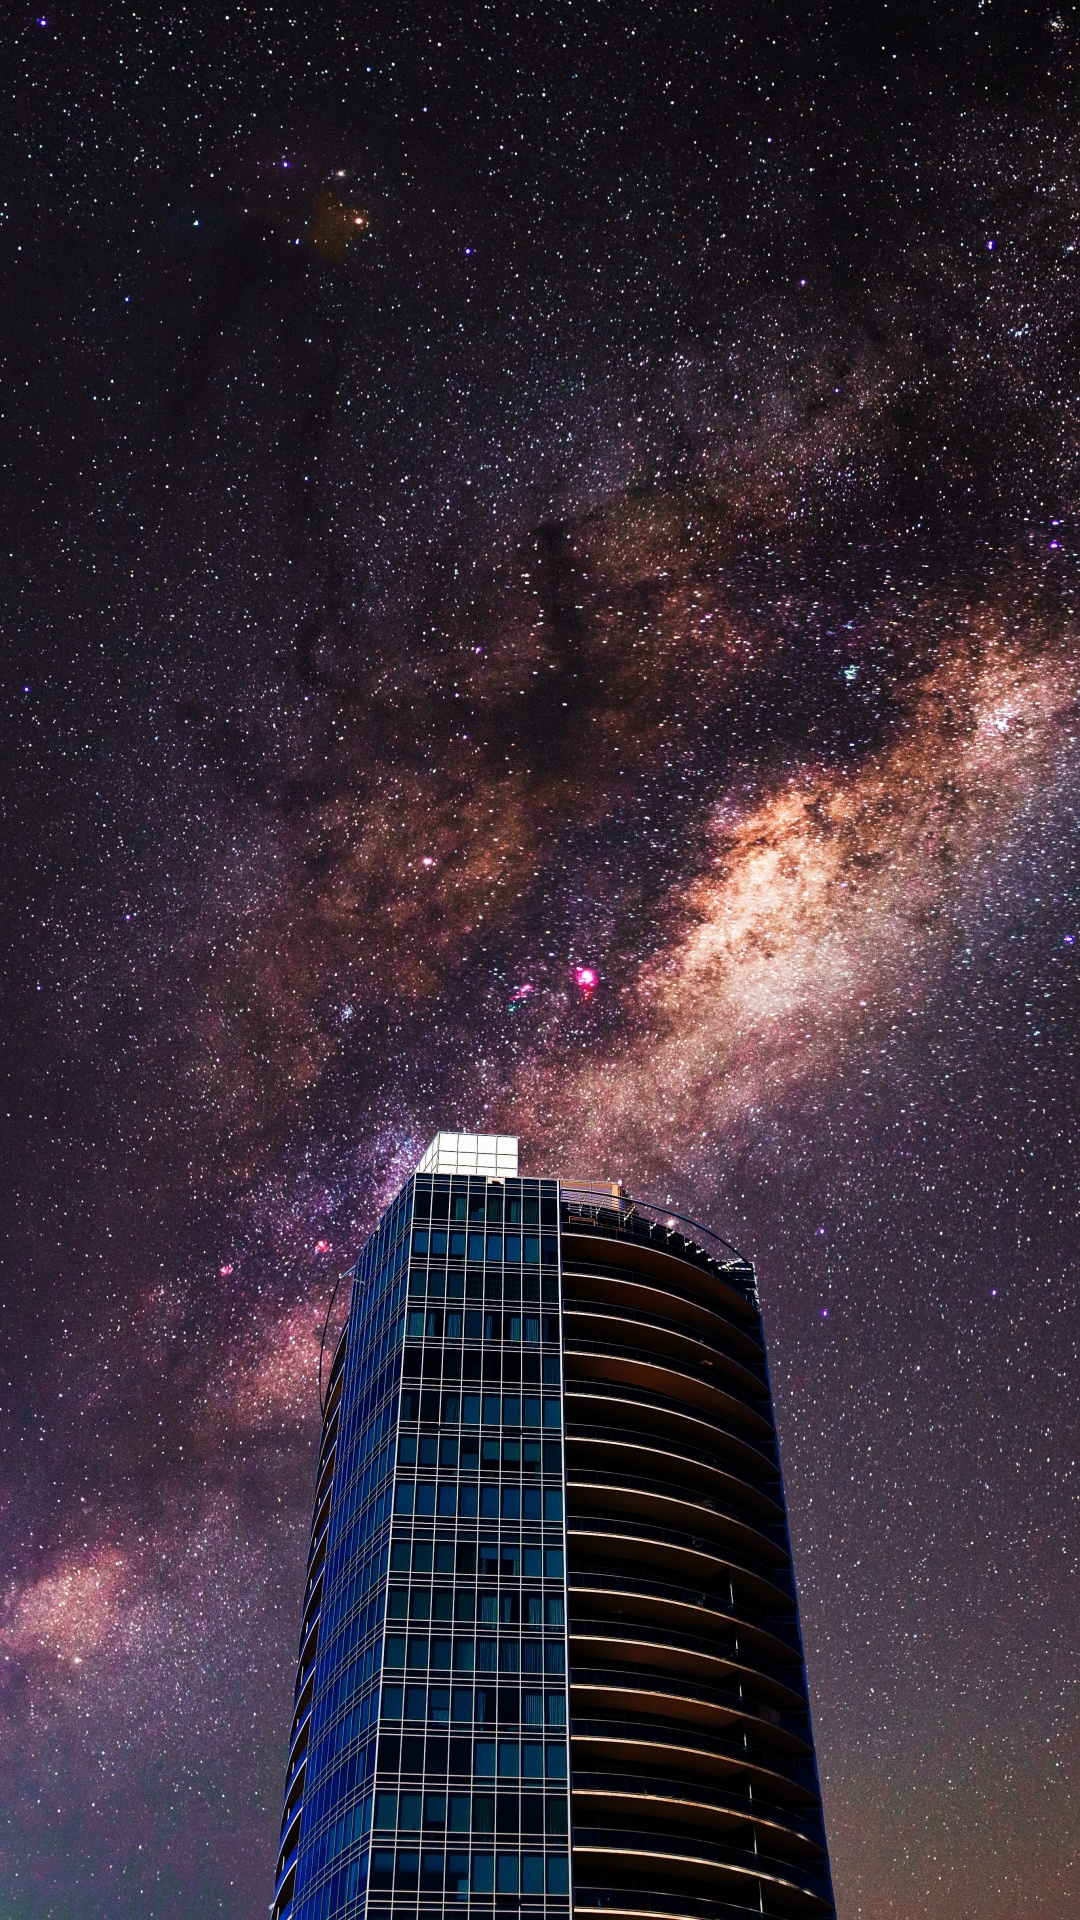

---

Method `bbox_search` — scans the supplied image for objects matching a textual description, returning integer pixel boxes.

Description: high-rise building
[273,1134,834,1920]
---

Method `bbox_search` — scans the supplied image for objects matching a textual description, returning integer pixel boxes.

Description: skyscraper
[273,1134,834,1920]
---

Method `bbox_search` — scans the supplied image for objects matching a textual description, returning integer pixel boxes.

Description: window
[496,1854,519,1893]
[547,1855,570,1894]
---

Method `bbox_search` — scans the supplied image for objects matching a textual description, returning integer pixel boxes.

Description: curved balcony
[564,1381,779,1487]
[568,1428,785,1524]
[571,1773,826,1853]
[570,1664,812,1756]
[563,1198,832,1919]
[563,1339,775,1440]
[563,1302,769,1405]
[567,1570,803,1670]
[570,1616,807,1710]
[567,1513,795,1610]
[561,1264,765,1365]
[567,1468,790,1569]
[573,1894,813,1920]
[270,1860,296,1920]
[570,1717,822,1810]
[559,1198,757,1322]
[571,1825,832,1915]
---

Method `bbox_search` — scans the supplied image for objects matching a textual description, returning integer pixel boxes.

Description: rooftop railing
[559,1186,756,1300]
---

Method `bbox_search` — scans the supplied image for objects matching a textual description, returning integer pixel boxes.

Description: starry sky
[2,3,1080,1915]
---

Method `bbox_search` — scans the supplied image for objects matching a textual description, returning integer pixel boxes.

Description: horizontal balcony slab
[570,1829,832,1911]
[563,1305,768,1404]
[572,1779,826,1854]
[563,1384,778,1484]
[567,1574,803,1669]
[566,1473,790,1566]
[563,1345,774,1439]
[560,1268,765,1364]
[560,1232,757,1323]
[570,1671,813,1756]
[567,1429,785,1523]
[570,1720,821,1805]
[569,1620,807,1709]
[566,1517,795,1608]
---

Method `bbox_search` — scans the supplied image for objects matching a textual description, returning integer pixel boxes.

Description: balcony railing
[559,1189,757,1301]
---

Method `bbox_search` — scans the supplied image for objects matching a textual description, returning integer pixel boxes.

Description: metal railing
[559,1187,755,1296]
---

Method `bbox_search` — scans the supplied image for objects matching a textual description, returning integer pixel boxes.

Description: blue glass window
[522,1854,545,1894]
[496,1854,519,1894]
[421,1850,444,1891]
[399,1792,422,1831]
[446,1851,470,1899]
[371,1849,395,1890]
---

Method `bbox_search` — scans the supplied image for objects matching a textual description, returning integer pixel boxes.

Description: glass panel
[522,1854,545,1894]
[547,1855,570,1894]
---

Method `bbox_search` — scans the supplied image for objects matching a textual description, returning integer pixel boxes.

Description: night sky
[3,4,1080,1915]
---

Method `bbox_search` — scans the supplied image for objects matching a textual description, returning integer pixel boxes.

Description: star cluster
[2,5,1080,1917]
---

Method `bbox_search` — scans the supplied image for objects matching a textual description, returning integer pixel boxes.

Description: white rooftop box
[415,1132,519,1178]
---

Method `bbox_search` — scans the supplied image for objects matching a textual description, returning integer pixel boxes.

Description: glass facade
[274,1143,834,1920]
[274,1164,570,1920]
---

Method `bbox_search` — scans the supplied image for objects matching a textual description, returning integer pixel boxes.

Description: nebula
[516,609,1080,1184]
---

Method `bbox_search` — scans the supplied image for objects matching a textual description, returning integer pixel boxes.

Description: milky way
[3,7,1080,1917]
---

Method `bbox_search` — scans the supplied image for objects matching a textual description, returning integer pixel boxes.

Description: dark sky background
[2,3,1080,1915]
